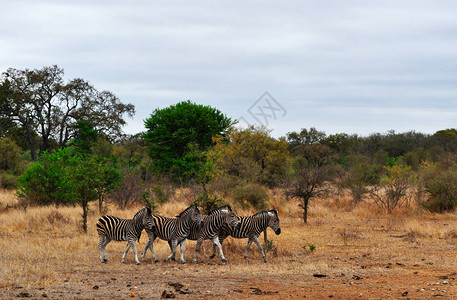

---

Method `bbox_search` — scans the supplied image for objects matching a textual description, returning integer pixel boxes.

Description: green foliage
[232,183,269,210]
[16,147,78,206]
[208,126,290,188]
[0,65,135,160]
[71,120,99,155]
[0,137,21,171]
[263,240,274,252]
[141,189,160,214]
[420,161,457,212]
[286,144,335,223]
[342,155,380,205]
[0,172,18,189]
[195,192,224,215]
[286,127,326,150]
[302,244,316,252]
[16,147,121,231]
[368,162,415,213]
[0,137,29,189]
[143,100,234,181]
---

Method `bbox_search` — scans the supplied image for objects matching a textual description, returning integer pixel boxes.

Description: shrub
[0,172,18,189]
[232,183,269,210]
[195,192,224,215]
[420,162,457,212]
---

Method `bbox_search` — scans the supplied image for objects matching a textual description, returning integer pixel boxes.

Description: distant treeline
[2,66,457,229]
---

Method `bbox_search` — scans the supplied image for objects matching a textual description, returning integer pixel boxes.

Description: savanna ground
[1,190,457,299]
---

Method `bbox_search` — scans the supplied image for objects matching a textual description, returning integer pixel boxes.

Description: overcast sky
[2,1,457,138]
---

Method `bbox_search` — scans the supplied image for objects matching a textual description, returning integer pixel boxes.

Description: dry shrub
[46,210,70,225]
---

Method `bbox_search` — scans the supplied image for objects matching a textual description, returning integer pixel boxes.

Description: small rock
[161,290,175,298]
[401,291,408,297]
[41,294,48,298]
[16,292,31,298]
[442,281,449,285]
[93,285,99,290]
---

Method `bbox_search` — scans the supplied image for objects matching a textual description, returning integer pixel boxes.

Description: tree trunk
[302,197,309,224]
[98,194,104,214]
[25,125,37,161]
[82,201,89,233]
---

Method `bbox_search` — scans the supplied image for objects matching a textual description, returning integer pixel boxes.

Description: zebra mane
[254,210,277,218]
[133,207,148,220]
[209,205,231,215]
[176,203,198,218]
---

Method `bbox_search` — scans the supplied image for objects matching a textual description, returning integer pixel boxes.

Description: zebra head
[177,203,202,224]
[267,210,281,235]
[142,207,155,230]
[220,207,240,229]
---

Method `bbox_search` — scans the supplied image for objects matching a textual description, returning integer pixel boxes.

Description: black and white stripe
[211,210,281,263]
[141,203,201,264]
[96,207,154,265]
[192,205,240,263]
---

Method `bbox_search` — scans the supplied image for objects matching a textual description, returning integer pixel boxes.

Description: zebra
[192,205,240,263]
[96,207,155,265]
[210,209,281,263]
[141,203,201,264]
[165,205,235,252]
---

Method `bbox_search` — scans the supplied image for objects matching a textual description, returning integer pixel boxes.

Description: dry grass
[1,189,457,298]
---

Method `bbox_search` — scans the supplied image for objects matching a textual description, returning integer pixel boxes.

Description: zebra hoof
[102,259,107,263]
[263,259,268,263]
[136,262,141,265]
[209,254,215,259]
[221,258,228,263]
[180,260,186,264]
[154,259,159,263]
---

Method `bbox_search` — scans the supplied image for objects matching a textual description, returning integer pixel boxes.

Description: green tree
[17,148,121,232]
[286,144,335,223]
[143,100,234,182]
[368,162,415,213]
[208,126,290,189]
[286,127,326,151]
[0,65,135,160]
[419,161,457,212]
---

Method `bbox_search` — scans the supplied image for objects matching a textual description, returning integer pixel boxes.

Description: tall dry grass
[1,188,457,290]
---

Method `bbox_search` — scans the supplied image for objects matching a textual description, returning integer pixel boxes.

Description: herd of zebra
[96,204,281,265]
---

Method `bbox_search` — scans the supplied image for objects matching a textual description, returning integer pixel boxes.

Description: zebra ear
[268,211,274,217]
[146,207,152,215]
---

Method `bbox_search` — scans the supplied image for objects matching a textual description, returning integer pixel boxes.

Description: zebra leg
[212,237,228,263]
[244,239,254,262]
[131,241,141,265]
[193,239,203,263]
[210,236,225,259]
[98,236,109,263]
[253,236,268,263]
[165,239,178,262]
[209,243,217,259]
[141,239,150,260]
[122,242,132,263]
[142,232,159,263]
[179,239,187,264]
[102,238,110,262]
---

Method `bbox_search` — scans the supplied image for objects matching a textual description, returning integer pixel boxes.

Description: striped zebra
[96,207,155,265]
[166,205,233,250]
[141,203,201,264]
[192,205,240,263]
[210,210,281,263]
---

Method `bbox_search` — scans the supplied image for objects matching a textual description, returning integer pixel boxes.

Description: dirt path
[3,257,457,299]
